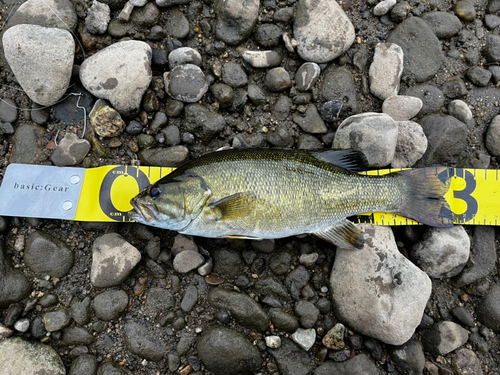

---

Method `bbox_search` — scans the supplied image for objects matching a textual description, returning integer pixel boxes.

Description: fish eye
[150,187,161,199]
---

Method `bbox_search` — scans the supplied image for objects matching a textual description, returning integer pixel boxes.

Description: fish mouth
[130,199,157,223]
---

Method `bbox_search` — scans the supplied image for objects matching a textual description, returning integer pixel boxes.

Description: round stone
[164,64,209,103]
[265,67,292,92]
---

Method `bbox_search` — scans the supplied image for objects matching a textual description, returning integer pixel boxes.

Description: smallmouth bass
[130,149,452,249]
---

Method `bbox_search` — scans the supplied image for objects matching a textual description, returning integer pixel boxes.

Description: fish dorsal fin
[209,192,257,220]
[314,219,365,249]
[311,149,366,173]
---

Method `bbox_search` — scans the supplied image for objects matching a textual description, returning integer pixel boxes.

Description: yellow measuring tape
[72,165,499,226]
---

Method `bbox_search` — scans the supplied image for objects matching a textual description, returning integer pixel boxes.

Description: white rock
[6,0,78,31]
[80,40,152,116]
[330,226,432,346]
[374,0,397,16]
[265,335,282,348]
[85,1,111,34]
[295,62,321,91]
[411,226,470,278]
[448,100,473,122]
[382,95,423,121]
[241,50,282,68]
[168,47,202,68]
[90,233,141,287]
[369,43,404,100]
[3,24,74,106]
[333,112,398,167]
[294,0,355,63]
[392,120,428,168]
[14,319,30,333]
[173,250,205,273]
[118,2,135,22]
[422,321,469,356]
[291,328,316,351]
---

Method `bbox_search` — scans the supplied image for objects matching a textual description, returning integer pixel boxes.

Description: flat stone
[330,226,432,345]
[241,50,282,68]
[0,98,18,123]
[80,40,152,117]
[411,226,470,278]
[314,354,379,375]
[90,233,141,288]
[60,326,95,346]
[320,67,358,114]
[422,321,469,356]
[294,0,355,63]
[392,120,428,168]
[387,17,445,82]
[369,43,404,100]
[165,9,189,39]
[382,95,423,121]
[295,62,321,91]
[69,354,98,375]
[139,145,188,166]
[268,339,315,375]
[0,337,65,375]
[291,328,316,351]
[93,289,129,320]
[293,104,327,134]
[215,0,259,45]
[168,47,202,68]
[184,103,226,142]
[388,340,426,375]
[477,284,500,331]
[374,0,397,16]
[421,11,463,38]
[3,24,74,106]
[222,62,248,88]
[43,307,71,332]
[123,321,166,361]
[448,100,473,122]
[333,112,398,167]
[24,231,74,277]
[164,64,209,103]
[50,133,90,166]
[173,250,204,273]
[197,326,262,375]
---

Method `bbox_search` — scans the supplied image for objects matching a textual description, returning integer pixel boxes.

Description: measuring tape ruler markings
[0,164,497,225]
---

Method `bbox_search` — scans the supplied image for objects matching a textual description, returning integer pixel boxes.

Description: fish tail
[397,167,454,227]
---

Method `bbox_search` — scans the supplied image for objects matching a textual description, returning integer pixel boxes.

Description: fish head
[130,174,211,231]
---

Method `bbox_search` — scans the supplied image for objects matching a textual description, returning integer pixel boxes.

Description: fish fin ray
[398,167,454,227]
[210,192,257,220]
[311,149,367,173]
[314,220,365,249]
[222,235,263,240]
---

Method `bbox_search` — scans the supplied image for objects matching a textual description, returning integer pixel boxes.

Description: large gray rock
[90,233,141,288]
[0,337,65,375]
[197,326,262,375]
[80,41,152,117]
[294,0,355,63]
[215,0,259,45]
[5,0,77,31]
[330,226,432,345]
[333,112,398,167]
[387,17,445,82]
[411,226,470,278]
[369,43,404,100]
[3,24,74,106]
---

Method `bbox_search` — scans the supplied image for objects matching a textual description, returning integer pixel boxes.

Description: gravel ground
[0,0,500,374]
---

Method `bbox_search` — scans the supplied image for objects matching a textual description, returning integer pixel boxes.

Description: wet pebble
[138,145,188,166]
[265,67,292,92]
[455,0,476,21]
[269,308,300,333]
[319,101,342,122]
[322,323,346,350]
[144,287,174,318]
[164,64,208,103]
[294,300,319,328]
[448,99,473,122]
[476,283,500,331]
[0,98,18,123]
[266,335,282,348]
[452,306,475,327]
[374,0,397,16]
[293,104,327,134]
[184,103,225,141]
[0,123,14,135]
[69,354,98,375]
[392,120,427,168]
[411,226,470,278]
[14,318,30,333]
[215,0,259,45]
[452,348,483,375]
[295,62,321,91]
[131,2,160,26]
[211,83,235,108]
[70,296,91,325]
[24,231,74,278]
[268,338,314,375]
[93,289,128,320]
[388,340,426,375]
[165,9,189,38]
[241,50,282,68]
[369,43,403,100]
[254,23,282,47]
[43,307,71,332]
[294,0,354,63]
[180,285,198,312]
[299,253,318,267]
[467,66,492,86]
[123,321,166,361]
[421,11,463,38]
[50,133,90,166]
[90,233,141,288]
[61,326,94,346]
[208,287,269,331]
[382,95,422,121]
[168,47,202,68]
[196,326,262,375]
[85,1,110,34]
[291,328,316,351]
[486,115,500,157]
[173,250,204,273]
[422,321,469,356]
[222,62,248,88]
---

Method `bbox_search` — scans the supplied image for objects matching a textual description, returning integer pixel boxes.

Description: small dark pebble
[216,311,231,325]
[126,120,143,135]
[451,306,475,327]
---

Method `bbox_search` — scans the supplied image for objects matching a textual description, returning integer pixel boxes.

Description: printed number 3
[453,169,478,223]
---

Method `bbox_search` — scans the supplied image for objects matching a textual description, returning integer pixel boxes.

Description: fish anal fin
[314,220,365,250]
[210,192,257,220]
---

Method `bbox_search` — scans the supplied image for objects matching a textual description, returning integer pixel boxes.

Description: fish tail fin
[398,167,454,227]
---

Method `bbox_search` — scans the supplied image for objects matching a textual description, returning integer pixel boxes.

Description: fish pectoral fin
[314,220,365,250]
[222,235,263,240]
[209,192,257,220]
